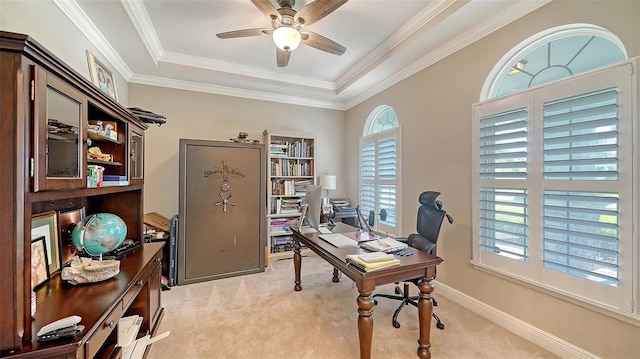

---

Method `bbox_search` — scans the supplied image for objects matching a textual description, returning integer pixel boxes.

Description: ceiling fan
[216,0,348,67]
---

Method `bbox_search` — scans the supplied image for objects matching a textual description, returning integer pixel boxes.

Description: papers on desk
[359,237,408,253]
[319,233,359,248]
[346,253,401,271]
[317,226,332,234]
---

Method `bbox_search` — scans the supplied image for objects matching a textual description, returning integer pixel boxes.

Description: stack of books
[346,252,401,271]
[102,175,129,186]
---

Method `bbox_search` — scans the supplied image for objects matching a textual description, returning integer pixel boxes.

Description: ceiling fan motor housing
[278,0,295,8]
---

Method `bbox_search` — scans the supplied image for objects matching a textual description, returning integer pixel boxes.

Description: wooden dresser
[0,31,163,358]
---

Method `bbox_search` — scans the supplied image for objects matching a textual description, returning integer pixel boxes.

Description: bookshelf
[263,130,315,262]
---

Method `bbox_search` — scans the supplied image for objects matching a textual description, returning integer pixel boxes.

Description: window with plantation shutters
[473,61,636,314]
[360,106,401,235]
[541,88,622,287]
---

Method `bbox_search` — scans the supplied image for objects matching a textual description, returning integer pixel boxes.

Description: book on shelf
[346,253,401,271]
[359,237,408,253]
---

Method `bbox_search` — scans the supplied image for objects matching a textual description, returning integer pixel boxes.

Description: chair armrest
[393,236,409,243]
[407,233,437,254]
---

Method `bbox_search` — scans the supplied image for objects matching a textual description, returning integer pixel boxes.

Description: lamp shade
[319,175,337,190]
[273,27,301,52]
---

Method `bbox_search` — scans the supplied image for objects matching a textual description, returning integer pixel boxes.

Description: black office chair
[373,191,453,330]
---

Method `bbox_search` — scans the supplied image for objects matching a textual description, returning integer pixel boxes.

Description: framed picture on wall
[86,50,118,101]
[32,211,61,275]
[31,236,50,289]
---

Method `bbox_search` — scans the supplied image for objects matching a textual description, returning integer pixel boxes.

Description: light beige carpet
[147,256,559,359]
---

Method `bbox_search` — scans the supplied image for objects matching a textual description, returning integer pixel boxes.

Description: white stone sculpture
[61,256,120,285]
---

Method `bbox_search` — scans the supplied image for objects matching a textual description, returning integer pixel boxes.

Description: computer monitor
[304,185,322,230]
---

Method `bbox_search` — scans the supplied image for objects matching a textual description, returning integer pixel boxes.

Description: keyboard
[319,234,358,248]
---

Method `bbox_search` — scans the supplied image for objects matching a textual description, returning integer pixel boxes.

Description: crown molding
[335,0,459,94]
[344,0,552,110]
[129,74,346,110]
[54,0,133,79]
[121,0,163,64]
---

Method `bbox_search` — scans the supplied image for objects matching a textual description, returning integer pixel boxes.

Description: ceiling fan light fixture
[273,27,301,52]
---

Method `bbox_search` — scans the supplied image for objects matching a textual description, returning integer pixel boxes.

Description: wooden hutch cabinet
[0,31,164,358]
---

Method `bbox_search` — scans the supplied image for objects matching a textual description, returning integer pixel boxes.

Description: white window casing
[472,60,637,319]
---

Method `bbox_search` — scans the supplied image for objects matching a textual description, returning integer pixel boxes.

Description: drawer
[85,301,124,359]
[122,253,162,310]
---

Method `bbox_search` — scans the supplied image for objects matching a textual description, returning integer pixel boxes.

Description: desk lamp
[319,175,336,205]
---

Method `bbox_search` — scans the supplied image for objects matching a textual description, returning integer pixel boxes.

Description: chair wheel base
[436,322,445,330]
[393,321,401,328]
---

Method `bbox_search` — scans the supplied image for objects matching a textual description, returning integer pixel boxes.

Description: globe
[71,213,127,256]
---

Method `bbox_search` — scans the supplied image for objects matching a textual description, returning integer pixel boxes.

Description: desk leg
[356,290,374,359]
[293,239,302,291]
[417,278,435,359]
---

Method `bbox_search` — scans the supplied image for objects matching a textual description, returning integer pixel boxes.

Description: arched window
[359,105,402,235]
[481,24,626,100]
[473,24,637,315]
[363,105,399,135]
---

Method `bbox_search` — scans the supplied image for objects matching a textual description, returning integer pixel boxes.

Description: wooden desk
[291,223,443,359]
[5,243,164,358]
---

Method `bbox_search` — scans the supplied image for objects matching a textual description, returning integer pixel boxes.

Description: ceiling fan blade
[216,28,272,39]
[251,0,280,19]
[276,48,291,67]
[301,31,345,55]
[294,0,348,26]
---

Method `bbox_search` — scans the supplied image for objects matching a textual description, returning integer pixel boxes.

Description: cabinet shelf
[270,156,314,160]
[31,184,143,202]
[88,159,123,166]
[88,131,124,145]
[48,132,79,141]
[270,176,313,179]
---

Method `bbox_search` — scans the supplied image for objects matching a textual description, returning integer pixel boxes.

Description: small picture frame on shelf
[58,208,86,266]
[31,236,50,289]
[32,211,61,275]
[86,50,118,101]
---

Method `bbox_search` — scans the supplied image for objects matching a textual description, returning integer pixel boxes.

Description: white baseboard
[435,281,600,359]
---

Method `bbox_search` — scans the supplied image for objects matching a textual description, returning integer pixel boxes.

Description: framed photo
[86,50,118,101]
[31,236,50,289]
[58,208,86,266]
[32,211,61,275]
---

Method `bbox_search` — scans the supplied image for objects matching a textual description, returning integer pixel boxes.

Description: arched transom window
[482,24,627,100]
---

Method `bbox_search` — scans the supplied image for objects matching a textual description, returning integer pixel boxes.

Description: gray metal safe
[178,139,266,285]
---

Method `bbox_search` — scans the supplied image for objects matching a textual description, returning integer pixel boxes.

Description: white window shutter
[359,128,401,235]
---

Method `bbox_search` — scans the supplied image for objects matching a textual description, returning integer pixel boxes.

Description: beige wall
[345,1,640,357]
[0,0,130,104]
[128,84,346,218]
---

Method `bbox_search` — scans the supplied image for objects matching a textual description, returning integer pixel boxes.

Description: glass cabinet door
[129,125,144,183]
[33,68,87,191]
